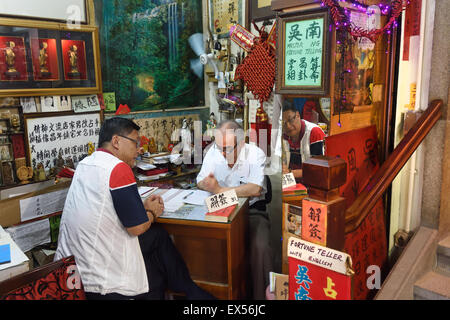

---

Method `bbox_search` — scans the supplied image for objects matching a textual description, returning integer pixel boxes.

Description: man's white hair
[215,120,245,143]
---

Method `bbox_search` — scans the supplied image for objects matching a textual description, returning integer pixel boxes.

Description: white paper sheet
[159,189,192,212]
[182,190,212,206]
[19,188,69,222]
[6,219,51,253]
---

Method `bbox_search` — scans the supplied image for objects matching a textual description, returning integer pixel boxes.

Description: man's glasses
[118,134,140,148]
[282,114,298,127]
[216,142,237,155]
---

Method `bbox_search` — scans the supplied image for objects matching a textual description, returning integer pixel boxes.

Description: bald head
[216,120,245,143]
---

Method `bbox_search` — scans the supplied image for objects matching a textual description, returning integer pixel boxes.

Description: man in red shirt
[282,100,325,182]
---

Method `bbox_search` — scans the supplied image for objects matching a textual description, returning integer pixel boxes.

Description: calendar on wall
[209,0,242,37]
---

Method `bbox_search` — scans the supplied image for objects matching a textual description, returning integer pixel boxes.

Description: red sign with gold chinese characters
[229,24,255,52]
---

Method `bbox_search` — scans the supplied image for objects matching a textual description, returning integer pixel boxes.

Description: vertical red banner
[325,126,387,300]
[325,125,379,208]
[301,199,327,246]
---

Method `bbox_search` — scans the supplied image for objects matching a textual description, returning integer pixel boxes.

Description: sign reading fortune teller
[288,237,353,300]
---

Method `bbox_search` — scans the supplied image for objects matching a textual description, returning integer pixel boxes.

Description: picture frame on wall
[275,9,331,95]
[0,36,29,82]
[0,20,101,97]
[0,0,87,24]
[249,0,276,22]
[209,0,243,38]
[30,38,60,81]
[61,39,88,81]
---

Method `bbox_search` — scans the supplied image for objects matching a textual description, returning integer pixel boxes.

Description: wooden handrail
[345,100,443,234]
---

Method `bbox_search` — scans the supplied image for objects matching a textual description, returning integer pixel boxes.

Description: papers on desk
[160,189,191,212]
[155,192,247,222]
[0,225,29,271]
[182,190,212,206]
[6,219,51,253]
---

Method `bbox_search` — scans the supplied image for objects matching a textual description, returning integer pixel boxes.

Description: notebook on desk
[204,204,238,223]
[0,244,11,265]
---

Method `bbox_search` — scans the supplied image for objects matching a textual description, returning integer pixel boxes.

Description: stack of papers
[153,155,171,164]
[136,161,157,171]
[136,172,171,181]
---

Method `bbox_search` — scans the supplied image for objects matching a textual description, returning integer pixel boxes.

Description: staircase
[413,235,450,300]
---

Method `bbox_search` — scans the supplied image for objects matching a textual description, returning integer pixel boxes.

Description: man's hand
[198,172,222,194]
[144,195,164,218]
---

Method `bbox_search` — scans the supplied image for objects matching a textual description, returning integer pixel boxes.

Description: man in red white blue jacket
[55,117,214,300]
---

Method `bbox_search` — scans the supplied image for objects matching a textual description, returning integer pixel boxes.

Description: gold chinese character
[323,277,337,299]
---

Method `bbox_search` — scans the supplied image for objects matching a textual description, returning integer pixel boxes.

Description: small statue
[65,157,75,169]
[180,119,192,160]
[55,152,65,171]
[148,137,157,154]
[1,162,14,185]
[37,163,47,181]
[39,42,51,77]
[205,112,217,139]
[68,45,80,78]
[4,41,19,77]
[33,165,39,182]
[17,166,33,184]
[87,142,95,155]
[10,114,20,132]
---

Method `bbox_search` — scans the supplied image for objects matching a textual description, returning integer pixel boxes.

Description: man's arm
[126,212,153,236]
[110,162,161,237]
[126,195,164,236]
[198,173,262,197]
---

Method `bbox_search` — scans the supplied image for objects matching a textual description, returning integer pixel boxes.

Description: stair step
[437,236,450,275]
[437,235,450,257]
[414,271,450,300]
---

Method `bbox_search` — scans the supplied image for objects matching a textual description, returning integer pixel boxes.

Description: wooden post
[301,156,347,251]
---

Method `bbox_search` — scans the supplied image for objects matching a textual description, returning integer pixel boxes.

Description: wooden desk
[156,198,249,300]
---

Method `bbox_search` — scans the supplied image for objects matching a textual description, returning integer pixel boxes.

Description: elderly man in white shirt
[196,120,273,300]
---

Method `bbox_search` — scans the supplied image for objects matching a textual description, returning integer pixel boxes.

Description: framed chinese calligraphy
[276,9,330,95]
[0,19,101,97]
[209,0,243,38]
[24,112,101,173]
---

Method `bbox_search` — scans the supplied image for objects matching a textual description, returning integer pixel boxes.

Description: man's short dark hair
[98,117,140,147]
[282,99,297,113]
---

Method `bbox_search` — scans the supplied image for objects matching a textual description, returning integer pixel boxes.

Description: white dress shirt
[197,143,267,206]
